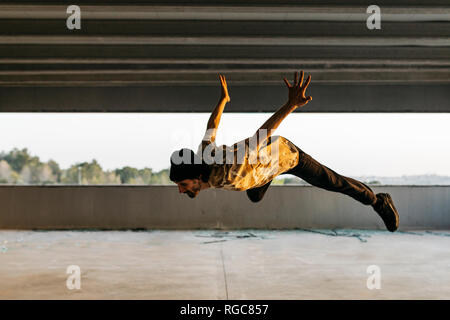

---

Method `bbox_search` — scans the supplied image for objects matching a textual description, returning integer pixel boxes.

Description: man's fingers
[298,70,304,87]
[306,96,312,102]
[302,75,311,92]
[220,75,227,87]
[283,77,291,87]
[294,72,298,87]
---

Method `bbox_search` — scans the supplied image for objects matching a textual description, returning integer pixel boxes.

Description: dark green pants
[246,146,377,206]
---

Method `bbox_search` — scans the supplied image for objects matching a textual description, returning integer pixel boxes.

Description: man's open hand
[283,70,312,108]
[219,74,230,102]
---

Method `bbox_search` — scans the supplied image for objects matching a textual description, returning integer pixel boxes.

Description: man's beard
[185,182,201,198]
[186,191,196,198]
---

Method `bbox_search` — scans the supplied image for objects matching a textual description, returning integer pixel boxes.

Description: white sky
[0,113,449,177]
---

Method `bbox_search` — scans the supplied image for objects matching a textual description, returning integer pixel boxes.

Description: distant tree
[104,171,121,185]
[272,178,285,185]
[0,147,178,185]
[150,169,170,185]
[38,164,56,184]
[138,168,153,184]
[0,148,40,173]
[0,160,12,183]
[61,164,79,184]
[115,166,139,184]
[20,165,32,184]
[61,159,105,185]
[10,171,20,184]
[47,159,62,182]
[0,148,59,184]
[282,177,308,185]
[81,159,105,184]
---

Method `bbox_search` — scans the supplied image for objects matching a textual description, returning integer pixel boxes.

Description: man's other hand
[283,70,312,108]
[219,74,230,102]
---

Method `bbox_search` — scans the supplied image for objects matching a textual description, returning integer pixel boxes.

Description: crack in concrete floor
[194,229,450,245]
[220,242,229,300]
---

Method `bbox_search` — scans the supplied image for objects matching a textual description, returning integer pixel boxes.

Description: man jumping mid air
[169,71,399,232]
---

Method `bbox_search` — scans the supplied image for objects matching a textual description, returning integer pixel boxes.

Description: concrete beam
[2,36,450,47]
[1,69,449,86]
[0,2,450,23]
[0,2,448,112]
[2,1,450,6]
[3,21,450,37]
[1,5,449,21]
[2,45,449,60]
[1,84,448,112]
[0,185,449,230]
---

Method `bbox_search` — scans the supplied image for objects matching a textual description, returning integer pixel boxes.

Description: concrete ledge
[0,185,448,230]
[1,5,449,21]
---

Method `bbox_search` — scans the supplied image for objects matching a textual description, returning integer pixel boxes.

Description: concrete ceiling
[0,1,449,112]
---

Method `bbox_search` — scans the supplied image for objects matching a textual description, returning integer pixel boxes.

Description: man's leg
[284,147,377,206]
[246,180,272,203]
[282,145,399,232]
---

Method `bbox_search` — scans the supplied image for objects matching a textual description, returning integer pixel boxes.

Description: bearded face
[176,179,202,198]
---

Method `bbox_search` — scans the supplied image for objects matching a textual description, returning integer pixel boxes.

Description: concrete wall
[0,185,449,230]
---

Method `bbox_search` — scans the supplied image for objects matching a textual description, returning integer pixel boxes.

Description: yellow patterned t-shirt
[196,135,299,191]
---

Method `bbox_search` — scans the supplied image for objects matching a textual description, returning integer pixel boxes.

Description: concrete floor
[0,230,449,300]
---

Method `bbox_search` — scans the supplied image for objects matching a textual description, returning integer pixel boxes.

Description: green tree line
[0,148,170,185]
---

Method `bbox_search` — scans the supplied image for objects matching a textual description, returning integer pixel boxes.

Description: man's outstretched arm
[252,70,312,150]
[203,74,230,143]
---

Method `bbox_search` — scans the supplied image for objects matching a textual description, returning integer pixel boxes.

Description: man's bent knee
[246,190,264,203]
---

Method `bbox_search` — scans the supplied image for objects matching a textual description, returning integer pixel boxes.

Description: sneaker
[372,193,399,232]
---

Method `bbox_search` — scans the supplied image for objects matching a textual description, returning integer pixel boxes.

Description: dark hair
[169,148,210,183]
